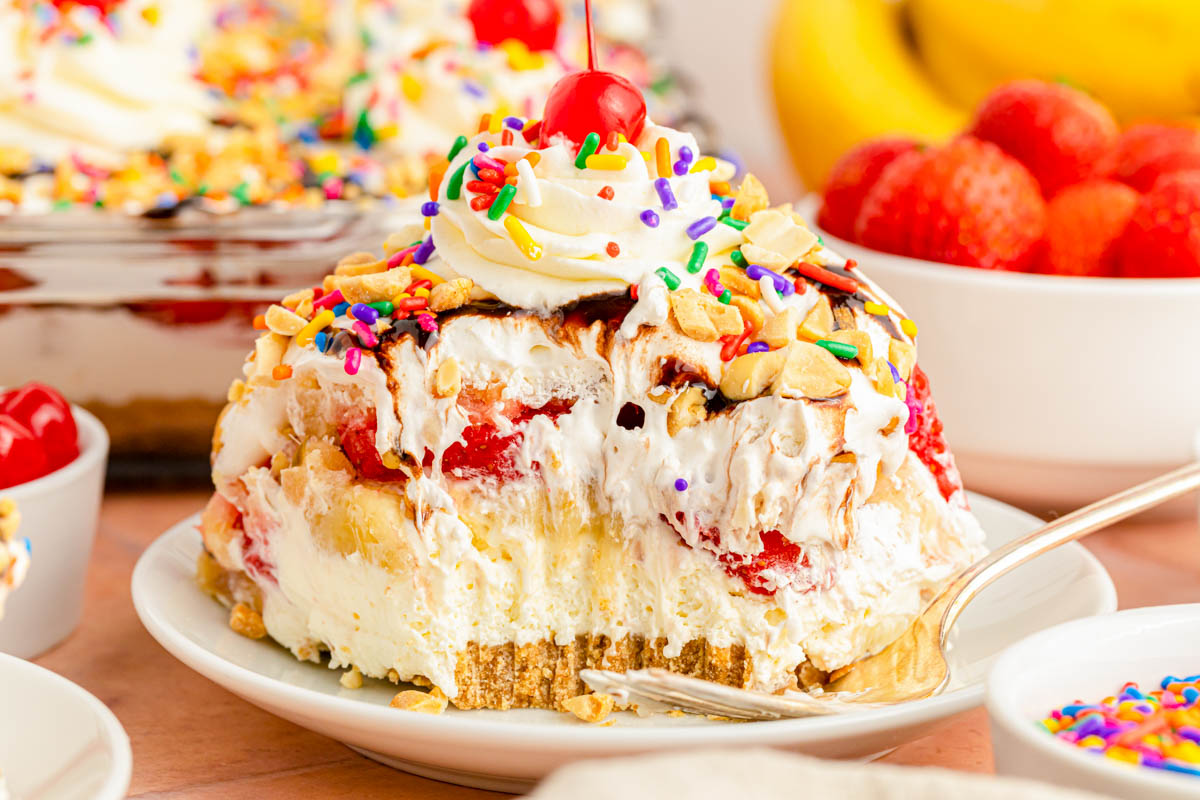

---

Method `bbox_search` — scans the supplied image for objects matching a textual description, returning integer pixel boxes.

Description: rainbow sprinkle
[1041,675,1200,779]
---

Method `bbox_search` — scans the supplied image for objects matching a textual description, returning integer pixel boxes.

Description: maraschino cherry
[539,0,646,147]
[49,0,124,14]
[467,0,562,52]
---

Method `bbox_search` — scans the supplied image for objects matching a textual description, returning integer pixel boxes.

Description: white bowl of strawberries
[807,80,1200,514]
[0,383,108,658]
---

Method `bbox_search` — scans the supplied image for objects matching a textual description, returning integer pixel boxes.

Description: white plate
[132,494,1116,793]
[0,653,131,800]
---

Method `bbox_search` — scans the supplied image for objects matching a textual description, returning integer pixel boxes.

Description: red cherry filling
[467,0,561,52]
[906,366,965,504]
[540,70,647,148]
[427,397,575,482]
[667,514,834,597]
[338,412,407,482]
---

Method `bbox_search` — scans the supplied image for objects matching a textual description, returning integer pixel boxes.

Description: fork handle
[939,461,1200,642]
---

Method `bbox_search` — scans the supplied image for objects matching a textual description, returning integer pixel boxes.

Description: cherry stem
[584,0,596,71]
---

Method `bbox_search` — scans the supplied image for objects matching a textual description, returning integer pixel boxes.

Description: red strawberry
[818,137,920,241]
[1111,123,1200,193]
[854,137,1046,271]
[906,366,964,505]
[1116,171,1200,278]
[1040,179,1140,277]
[969,80,1118,196]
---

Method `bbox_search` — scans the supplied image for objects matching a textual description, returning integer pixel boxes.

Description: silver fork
[581,462,1200,720]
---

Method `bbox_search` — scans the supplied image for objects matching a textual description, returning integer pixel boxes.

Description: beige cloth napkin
[526,748,1114,800]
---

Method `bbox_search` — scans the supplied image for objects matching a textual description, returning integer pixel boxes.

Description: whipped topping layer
[433,123,741,311]
[0,0,215,166]
[209,310,982,693]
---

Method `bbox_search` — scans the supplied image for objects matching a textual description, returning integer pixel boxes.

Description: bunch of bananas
[771,0,1200,189]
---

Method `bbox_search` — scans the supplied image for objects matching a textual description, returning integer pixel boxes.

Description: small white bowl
[809,217,1200,514]
[987,605,1200,800]
[0,405,108,658]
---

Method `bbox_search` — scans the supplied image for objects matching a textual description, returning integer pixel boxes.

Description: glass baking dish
[0,203,403,471]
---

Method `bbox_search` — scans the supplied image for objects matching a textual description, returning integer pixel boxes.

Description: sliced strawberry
[436,398,575,482]
[905,366,965,504]
[338,412,407,482]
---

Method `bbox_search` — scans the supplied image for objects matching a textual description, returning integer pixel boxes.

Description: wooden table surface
[31,490,1200,798]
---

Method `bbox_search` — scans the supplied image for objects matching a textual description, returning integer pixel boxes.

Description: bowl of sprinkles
[988,604,1200,800]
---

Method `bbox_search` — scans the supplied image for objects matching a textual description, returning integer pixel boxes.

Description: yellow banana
[770,0,966,190]
[907,0,1200,121]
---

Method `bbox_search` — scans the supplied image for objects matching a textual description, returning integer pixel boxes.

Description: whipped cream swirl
[431,122,742,311]
[0,0,215,165]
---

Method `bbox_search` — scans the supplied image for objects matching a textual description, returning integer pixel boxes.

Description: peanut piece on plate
[264,304,307,336]
[563,693,616,723]
[669,289,719,341]
[434,359,461,398]
[719,348,787,401]
[760,308,799,348]
[338,267,412,304]
[772,342,852,400]
[667,386,708,436]
[428,278,474,312]
[799,295,834,341]
[731,174,769,221]
[390,688,448,715]
[826,329,873,366]
[889,338,917,382]
[229,603,267,639]
[340,667,363,689]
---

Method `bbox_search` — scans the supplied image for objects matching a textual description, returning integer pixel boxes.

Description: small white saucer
[0,653,131,800]
[133,493,1115,793]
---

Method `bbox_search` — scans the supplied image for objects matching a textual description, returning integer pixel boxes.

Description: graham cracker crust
[196,550,828,711]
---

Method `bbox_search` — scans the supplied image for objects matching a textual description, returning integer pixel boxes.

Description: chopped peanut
[667,386,708,435]
[798,295,834,341]
[772,342,852,400]
[264,304,307,336]
[337,267,412,305]
[252,333,289,378]
[760,308,799,348]
[390,688,448,714]
[433,359,461,398]
[719,348,787,400]
[340,667,363,689]
[744,209,819,267]
[428,278,473,312]
[730,173,769,221]
[729,295,765,334]
[889,338,917,382]
[826,329,873,366]
[229,603,267,639]
[718,266,761,298]
[563,693,616,723]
